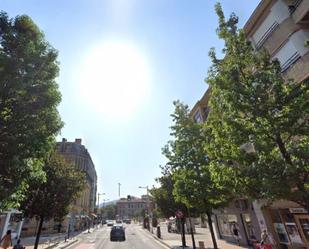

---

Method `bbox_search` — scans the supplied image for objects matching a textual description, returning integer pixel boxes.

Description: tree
[101,204,117,220]
[205,4,309,209]
[0,12,63,210]
[163,101,235,249]
[20,153,85,249]
[150,165,187,218]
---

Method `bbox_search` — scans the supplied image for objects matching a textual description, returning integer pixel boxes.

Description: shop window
[217,214,238,236]
[242,213,257,241]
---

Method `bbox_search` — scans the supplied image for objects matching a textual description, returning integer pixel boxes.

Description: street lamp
[97,193,106,209]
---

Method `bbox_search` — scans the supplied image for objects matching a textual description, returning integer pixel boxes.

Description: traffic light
[127,195,131,201]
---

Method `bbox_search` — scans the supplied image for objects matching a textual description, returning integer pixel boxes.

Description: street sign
[176,210,184,219]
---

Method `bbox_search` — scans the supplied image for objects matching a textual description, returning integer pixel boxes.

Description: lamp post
[139,186,151,232]
[97,193,105,209]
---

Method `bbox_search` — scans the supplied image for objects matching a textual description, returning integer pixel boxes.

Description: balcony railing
[256,21,279,49]
[288,0,303,13]
[281,51,301,72]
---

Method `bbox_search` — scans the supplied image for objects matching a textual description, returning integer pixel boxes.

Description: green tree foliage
[20,153,86,249]
[0,12,63,210]
[163,100,235,249]
[101,204,117,219]
[150,165,187,218]
[205,4,309,209]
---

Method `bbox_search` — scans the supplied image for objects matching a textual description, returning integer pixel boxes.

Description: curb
[142,228,172,249]
[44,238,79,249]
[58,238,79,249]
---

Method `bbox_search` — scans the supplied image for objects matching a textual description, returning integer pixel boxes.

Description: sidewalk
[18,227,97,249]
[150,223,250,249]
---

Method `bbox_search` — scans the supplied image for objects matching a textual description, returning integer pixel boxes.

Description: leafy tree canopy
[150,164,187,218]
[20,152,85,249]
[205,3,309,209]
[0,12,63,210]
[163,100,235,249]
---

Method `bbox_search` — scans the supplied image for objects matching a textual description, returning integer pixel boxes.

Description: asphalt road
[68,224,169,249]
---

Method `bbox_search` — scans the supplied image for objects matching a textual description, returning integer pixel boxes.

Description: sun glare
[77,41,151,119]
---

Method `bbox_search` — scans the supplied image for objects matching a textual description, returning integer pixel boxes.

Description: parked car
[106,220,114,226]
[110,225,125,241]
[123,219,131,224]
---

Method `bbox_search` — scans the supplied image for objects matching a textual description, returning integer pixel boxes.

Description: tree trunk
[206,211,218,249]
[275,134,292,165]
[189,217,196,249]
[34,216,44,249]
[181,218,186,247]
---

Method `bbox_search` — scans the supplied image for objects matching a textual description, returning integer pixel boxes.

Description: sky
[1,0,260,203]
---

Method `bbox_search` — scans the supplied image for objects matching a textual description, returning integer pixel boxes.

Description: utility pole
[97,193,105,209]
[118,183,121,198]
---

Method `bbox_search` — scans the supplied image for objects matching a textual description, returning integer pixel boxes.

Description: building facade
[244,0,309,248]
[116,196,153,220]
[20,138,98,237]
[56,138,98,230]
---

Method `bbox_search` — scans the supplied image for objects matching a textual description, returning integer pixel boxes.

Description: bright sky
[2,0,260,202]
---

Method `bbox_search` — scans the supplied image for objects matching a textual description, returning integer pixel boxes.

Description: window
[203,107,210,120]
[194,110,202,123]
[217,214,238,236]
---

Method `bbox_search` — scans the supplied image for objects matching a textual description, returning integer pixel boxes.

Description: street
[67,224,169,249]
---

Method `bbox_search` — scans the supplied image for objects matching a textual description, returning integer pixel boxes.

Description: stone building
[116,196,153,220]
[56,138,97,231]
[20,138,97,237]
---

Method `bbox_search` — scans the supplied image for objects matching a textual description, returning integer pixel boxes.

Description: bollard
[157,226,161,239]
[198,241,205,249]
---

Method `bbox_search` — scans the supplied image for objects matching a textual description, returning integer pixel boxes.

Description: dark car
[110,225,125,241]
[123,219,131,224]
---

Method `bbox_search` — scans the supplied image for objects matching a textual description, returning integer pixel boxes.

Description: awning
[89,213,97,218]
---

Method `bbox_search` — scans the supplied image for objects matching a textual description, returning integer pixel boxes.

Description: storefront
[0,209,23,240]
[266,206,309,249]
[214,199,261,246]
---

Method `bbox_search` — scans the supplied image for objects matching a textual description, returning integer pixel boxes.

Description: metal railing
[288,0,303,13]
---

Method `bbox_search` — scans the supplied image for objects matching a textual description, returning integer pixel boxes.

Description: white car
[106,220,114,226]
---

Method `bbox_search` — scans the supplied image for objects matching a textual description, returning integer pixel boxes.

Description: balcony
[291,0,309,24]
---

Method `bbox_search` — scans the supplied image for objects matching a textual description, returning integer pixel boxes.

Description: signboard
[176,210,184,219]
[289,208,307,214]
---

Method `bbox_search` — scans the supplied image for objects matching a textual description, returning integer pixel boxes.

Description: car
[106,220,114,226]
[123,219,131,224]
[110,225,125,241]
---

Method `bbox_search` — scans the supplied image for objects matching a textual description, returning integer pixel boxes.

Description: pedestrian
[260,229,271,249]
[13,239,25,249]
[0,230,12,249]
[231,223,240,245]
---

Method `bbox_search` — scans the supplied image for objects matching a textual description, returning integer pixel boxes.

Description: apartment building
[244,0,309,83]
[56,138,98,231]
[243,0,309,248]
